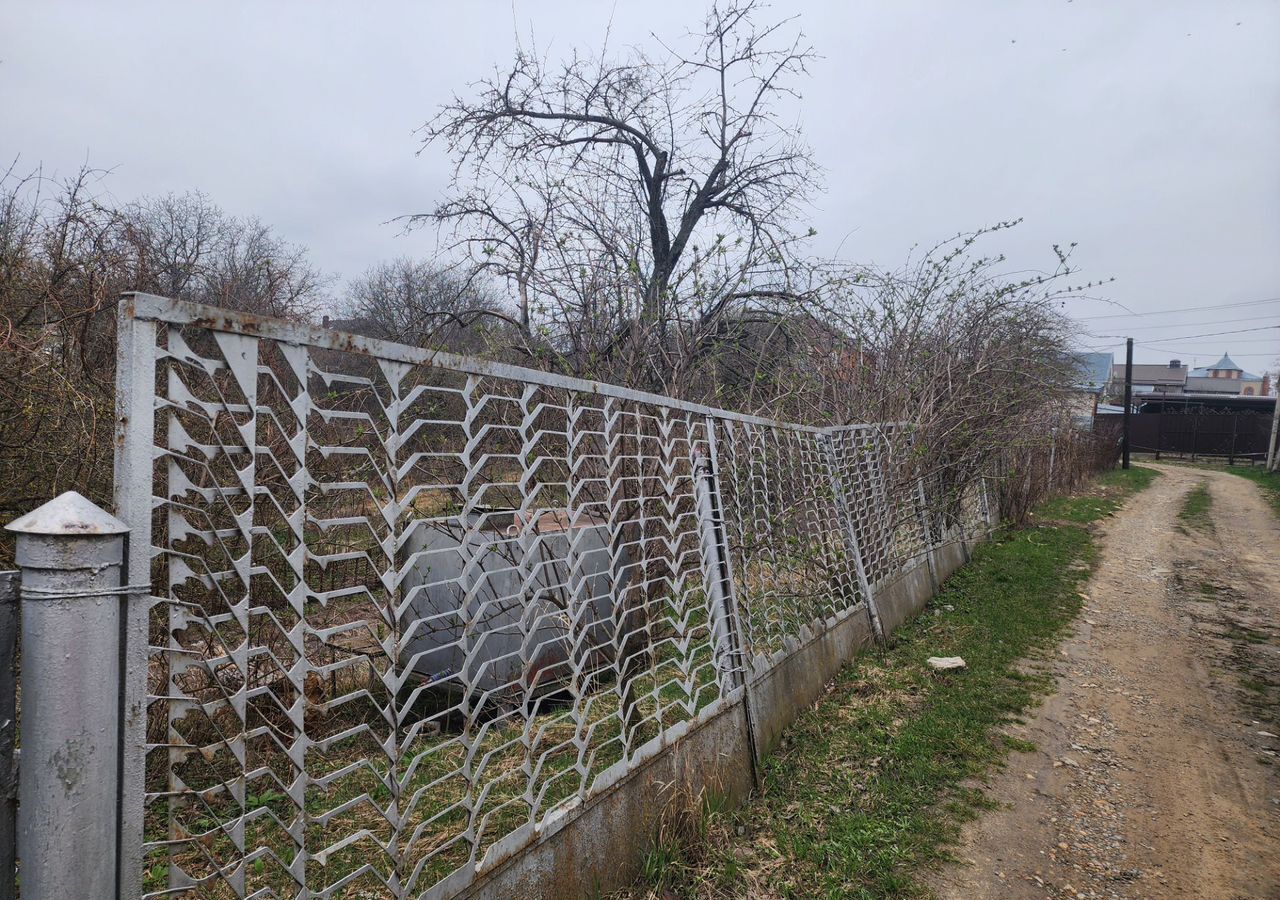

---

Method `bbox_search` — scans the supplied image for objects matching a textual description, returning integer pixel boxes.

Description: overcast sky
[4,1,1278,369]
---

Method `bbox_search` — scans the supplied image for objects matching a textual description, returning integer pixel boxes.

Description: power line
[1129,335,1280,347]
[1176,352,1279,360]
[1075,296,1280,321]
[1135,344,1280,359]
[1084,311,1280,333]
[1097,325,1280,344]
[1069,341,1129,355]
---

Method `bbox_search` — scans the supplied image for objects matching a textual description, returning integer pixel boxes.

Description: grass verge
[1177,481,1213,532]
[624,466,1157,900]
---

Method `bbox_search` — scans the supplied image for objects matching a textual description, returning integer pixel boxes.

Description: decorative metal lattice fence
[110,293,994,898]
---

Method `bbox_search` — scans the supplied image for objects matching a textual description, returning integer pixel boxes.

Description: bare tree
[339,257,523,355]
[0,166,326,561]
[412,2,1110,536]
[415,0,819,395]
[116,191,324,318]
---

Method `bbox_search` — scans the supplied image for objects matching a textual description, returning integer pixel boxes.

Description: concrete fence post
[981,475,997,533]
[4,491,130,900]
[954,485,971,563]
[1047,430,1057,492]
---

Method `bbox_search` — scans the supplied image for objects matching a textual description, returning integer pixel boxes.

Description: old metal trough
[399,507,634,705]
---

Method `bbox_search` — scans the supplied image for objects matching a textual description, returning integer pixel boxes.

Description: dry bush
[0,165,325,564]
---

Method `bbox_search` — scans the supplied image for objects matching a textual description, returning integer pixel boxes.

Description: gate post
[5,492,130,900]
[0,572,17,900]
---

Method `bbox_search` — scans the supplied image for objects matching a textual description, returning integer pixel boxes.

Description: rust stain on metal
[51,736,91,792]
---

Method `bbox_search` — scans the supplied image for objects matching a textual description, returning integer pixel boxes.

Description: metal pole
[1047,429,1057,491]
[693,438,743,684]
[1122,338,1133,470]
[0,572,16,900]
[1266,385,1280,472]
[5,492,130,900]
[112,296,157,900]
[915,478,940,593]
[700,420,762,789]
[981,474,996,533]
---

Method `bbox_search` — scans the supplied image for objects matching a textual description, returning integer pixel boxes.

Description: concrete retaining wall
[933,538,969,584]
[872,556,937,636]
[746,604,878,759]
[461,700,755,900]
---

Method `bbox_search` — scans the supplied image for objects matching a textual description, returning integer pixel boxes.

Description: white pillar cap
[5,491,129,536]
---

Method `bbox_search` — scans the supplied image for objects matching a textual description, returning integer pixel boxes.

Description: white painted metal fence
[4,294,997,899]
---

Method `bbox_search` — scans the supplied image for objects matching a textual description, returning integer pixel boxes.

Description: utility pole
[1122,337,1133,470]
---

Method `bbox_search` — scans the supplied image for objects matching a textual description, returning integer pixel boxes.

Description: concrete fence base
[463,700,755,899]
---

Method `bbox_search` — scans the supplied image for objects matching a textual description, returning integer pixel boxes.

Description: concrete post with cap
[5,491,130,900]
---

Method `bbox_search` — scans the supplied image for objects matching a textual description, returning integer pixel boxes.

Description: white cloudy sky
[3,0,1278,369]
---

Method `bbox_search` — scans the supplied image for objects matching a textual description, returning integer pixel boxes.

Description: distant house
[1069,351,1113,427]
[1184,352,1270,397]
[1108,359,1188,401]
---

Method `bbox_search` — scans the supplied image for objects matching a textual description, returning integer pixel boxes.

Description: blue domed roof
[1208,352,1241,372]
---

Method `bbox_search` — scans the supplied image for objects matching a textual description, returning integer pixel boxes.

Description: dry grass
[143,626,724,896]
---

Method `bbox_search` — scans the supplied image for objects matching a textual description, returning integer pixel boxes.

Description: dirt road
[935,463,1280,900]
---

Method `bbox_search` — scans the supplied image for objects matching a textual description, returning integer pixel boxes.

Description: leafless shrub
[0,164,326,563]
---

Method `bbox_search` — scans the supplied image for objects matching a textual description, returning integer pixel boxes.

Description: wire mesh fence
[108,294,1009,898]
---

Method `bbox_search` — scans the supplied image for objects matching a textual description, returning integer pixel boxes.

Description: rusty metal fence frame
[0,293,1000,899]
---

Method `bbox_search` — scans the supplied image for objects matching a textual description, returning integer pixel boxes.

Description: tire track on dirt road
[933,463,1280,899]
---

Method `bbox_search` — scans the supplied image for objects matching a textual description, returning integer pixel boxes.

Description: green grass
[1177,481,1214,532]
[1163,461,1280,742]
[1034,465,1158,523]
[628,466,1157,899]
[1241,674,1280,722]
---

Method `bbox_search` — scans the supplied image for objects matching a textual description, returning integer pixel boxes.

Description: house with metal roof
[1069,351,1113,427]
[1108,359,1188,400]
[1185,352,1269,396]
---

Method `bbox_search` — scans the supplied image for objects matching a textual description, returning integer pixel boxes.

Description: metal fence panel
[712,419,867,663]
[108,294,1004,899]
[825,424,931,588]
[117,295,748,898]
[1096,411,1273,460]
